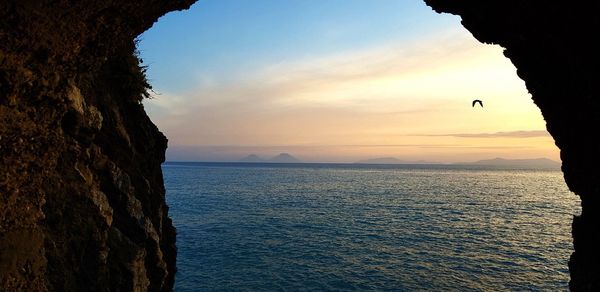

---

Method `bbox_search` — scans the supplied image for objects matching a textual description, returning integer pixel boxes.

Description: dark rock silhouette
[0,0,195,290]
[426,1,600,290]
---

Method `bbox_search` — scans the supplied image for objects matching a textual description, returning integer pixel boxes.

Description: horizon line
[162,156,561,164]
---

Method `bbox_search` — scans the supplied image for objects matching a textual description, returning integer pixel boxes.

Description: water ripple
[164,164,580,291]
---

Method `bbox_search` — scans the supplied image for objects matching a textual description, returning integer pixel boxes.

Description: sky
[138,0,558,163]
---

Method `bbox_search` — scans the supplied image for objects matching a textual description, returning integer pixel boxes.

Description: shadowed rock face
[1,1,195,290]
[424,1,600,290]
[1,0,596,290]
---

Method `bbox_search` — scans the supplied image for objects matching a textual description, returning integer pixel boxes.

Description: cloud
[418,130,551,138]
[146,27,510,115]
[143,26,556,162]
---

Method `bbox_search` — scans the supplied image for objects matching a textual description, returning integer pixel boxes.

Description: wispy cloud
[147,28,511,115]
[144,27,556,162]
[417,130,551,138]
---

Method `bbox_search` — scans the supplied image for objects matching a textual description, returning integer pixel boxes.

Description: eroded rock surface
[425,1,600,290]
[1,1,195,290]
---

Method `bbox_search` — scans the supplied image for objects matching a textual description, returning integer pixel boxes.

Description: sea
[163,162,580,291]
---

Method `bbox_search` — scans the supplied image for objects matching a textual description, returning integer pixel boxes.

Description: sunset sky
[139,0,558,163]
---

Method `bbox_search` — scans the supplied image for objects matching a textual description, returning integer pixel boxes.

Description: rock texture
[1,1,195,290]
[424,1,600,290]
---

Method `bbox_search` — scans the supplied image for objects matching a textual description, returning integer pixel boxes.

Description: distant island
[236,155,560,168]
[239,153,302,163]
[354,157,437,164]
[458,158,561,169]
[239,154,265,163]
[352,157,560,169]
[270,153,302,163]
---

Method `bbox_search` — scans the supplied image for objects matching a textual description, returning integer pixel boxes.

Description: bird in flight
[472,99,483,108]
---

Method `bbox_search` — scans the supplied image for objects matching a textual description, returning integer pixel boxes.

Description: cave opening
[136,0,581,290]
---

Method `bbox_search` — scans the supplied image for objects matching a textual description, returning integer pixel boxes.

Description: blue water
[164,162,580,291]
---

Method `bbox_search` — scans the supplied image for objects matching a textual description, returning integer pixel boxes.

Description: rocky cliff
[1,1,195,290]
[424,1,600,290]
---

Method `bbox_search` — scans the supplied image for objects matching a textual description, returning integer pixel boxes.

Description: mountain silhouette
[355,157,405,164]
[460,157,560,169]
[355,157,437,164]
[239,154,266,163]
[269,153,301,163]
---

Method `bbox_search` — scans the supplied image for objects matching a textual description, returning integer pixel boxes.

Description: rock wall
[424,1,600,290]
[0,1,196,290]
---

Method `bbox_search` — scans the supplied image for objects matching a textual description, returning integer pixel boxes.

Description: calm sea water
[163,162,580,291]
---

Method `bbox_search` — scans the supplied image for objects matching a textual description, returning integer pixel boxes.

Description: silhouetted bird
[472,99,483,107]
